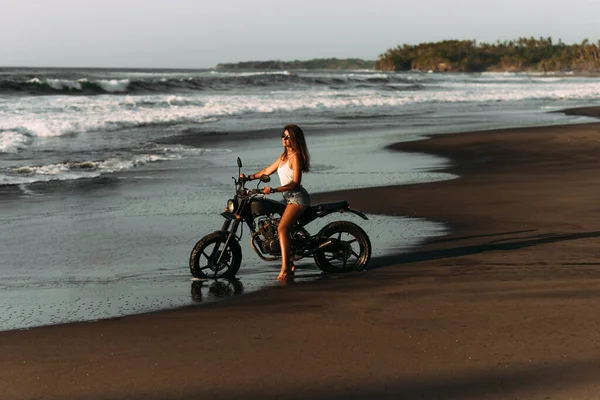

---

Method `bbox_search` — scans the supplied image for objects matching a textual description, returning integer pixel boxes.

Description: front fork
[216,219,240,265]
[221,219,233,232]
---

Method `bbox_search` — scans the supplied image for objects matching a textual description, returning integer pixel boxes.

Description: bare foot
[276,268,294,282]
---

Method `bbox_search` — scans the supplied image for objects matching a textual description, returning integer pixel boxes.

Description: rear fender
[318,207,368,220]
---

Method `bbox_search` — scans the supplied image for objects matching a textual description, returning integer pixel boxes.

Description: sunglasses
[281,134,290,140]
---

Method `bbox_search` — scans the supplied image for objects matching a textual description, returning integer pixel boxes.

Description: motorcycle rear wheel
[314,221,371,273]
[189,231,242,279]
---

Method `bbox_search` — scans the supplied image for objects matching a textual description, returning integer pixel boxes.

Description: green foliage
[215,58,375,71]
[376,37,600,72]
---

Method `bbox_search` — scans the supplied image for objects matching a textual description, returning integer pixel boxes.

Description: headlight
[226,199,236,213]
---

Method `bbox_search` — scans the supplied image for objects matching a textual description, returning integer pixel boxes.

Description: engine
[255,217,311,256]
[257,217,280,254]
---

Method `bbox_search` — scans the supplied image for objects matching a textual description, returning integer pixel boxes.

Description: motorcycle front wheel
[189,231,242,279]
[314,221,372,273]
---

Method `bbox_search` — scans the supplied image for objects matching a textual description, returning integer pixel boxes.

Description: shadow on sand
[368,230,600,270]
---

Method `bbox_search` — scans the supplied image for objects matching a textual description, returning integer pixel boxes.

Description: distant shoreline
[213,62,600,77]
[215,58,376,71]
[219,37,600,73]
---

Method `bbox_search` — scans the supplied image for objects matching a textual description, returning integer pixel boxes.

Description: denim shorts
[283,186,311,207]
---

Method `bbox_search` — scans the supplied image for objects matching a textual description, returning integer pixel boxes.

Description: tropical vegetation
[375,37,600,72]
[215,38,600,73]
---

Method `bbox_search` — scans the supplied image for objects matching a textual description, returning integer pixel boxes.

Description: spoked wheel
[189,231,242,279]
[314,221,371,273]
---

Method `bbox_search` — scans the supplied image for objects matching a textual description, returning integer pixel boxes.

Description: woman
[241,124,311,281]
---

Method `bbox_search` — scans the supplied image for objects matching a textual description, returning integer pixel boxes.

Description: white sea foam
[530,77,565,82]
[3,78,600,140]
[23,77,130,92]
[97,79,130,92]
[481,71,518,77]
[46,79,82,91]
[2,145,231,185]
[166,95,189,106]
[1,95,217,138]
[209,70,293,77]
[346,73,391,80]
[0,130,31,153]
[2,74,600,142]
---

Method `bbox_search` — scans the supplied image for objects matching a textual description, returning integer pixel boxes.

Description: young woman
[240,124,311,281]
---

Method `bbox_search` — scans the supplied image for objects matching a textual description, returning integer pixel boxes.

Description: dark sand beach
[2,109,600,400]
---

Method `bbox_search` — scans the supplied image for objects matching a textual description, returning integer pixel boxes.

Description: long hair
[281,124,311,172]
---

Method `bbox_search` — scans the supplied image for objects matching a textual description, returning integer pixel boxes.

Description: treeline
[215,58,375,70]
[375,37,600,72]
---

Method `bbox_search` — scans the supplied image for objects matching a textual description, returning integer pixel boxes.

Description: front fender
[221,211,237,220]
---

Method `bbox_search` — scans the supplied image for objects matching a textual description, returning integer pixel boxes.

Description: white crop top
[277,158,294,187]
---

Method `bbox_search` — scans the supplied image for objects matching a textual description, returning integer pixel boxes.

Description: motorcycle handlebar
[249,188,265,195]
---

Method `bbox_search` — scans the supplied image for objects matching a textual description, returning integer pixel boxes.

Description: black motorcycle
[189,157,372,279]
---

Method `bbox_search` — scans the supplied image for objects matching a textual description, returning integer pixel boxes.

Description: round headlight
[227,199,236,213]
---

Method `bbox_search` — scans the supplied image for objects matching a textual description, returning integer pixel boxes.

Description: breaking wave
[3,76,600,142]
[0,130,32,153]
[0,71,419,96]
[1,145,231,185]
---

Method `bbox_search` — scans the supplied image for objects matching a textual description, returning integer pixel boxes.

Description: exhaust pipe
[303,239,335,256]
[318,239,335,250]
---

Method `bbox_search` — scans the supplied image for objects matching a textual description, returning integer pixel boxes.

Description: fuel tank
[250,198,286,216]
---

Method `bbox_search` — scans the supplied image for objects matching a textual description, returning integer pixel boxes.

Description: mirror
[260,174,270,183]
[237,157,242,168]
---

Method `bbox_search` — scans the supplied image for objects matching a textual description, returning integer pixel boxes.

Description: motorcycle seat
[297,200,353,226]
[310,201,349,213]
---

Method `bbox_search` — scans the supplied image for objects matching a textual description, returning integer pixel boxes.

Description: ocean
[1,67,599,331]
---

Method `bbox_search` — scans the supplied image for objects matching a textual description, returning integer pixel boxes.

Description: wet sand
[2,110,600,399]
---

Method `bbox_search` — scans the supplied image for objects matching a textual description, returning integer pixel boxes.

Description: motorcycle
[189,157,372,279]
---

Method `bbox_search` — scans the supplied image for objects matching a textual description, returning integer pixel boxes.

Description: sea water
[1,68,599,330]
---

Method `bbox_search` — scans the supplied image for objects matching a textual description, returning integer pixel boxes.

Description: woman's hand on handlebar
[239,173,249,182]
[263,186,274,194]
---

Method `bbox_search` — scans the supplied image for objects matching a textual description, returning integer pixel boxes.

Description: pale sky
[2,0,599,69]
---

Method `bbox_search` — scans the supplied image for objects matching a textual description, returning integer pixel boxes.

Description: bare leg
[277,203,306,281]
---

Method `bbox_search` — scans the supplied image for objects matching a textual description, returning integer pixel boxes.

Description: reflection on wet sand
[191,279,245,303]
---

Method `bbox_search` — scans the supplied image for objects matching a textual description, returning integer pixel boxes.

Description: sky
[2,0,599,69]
